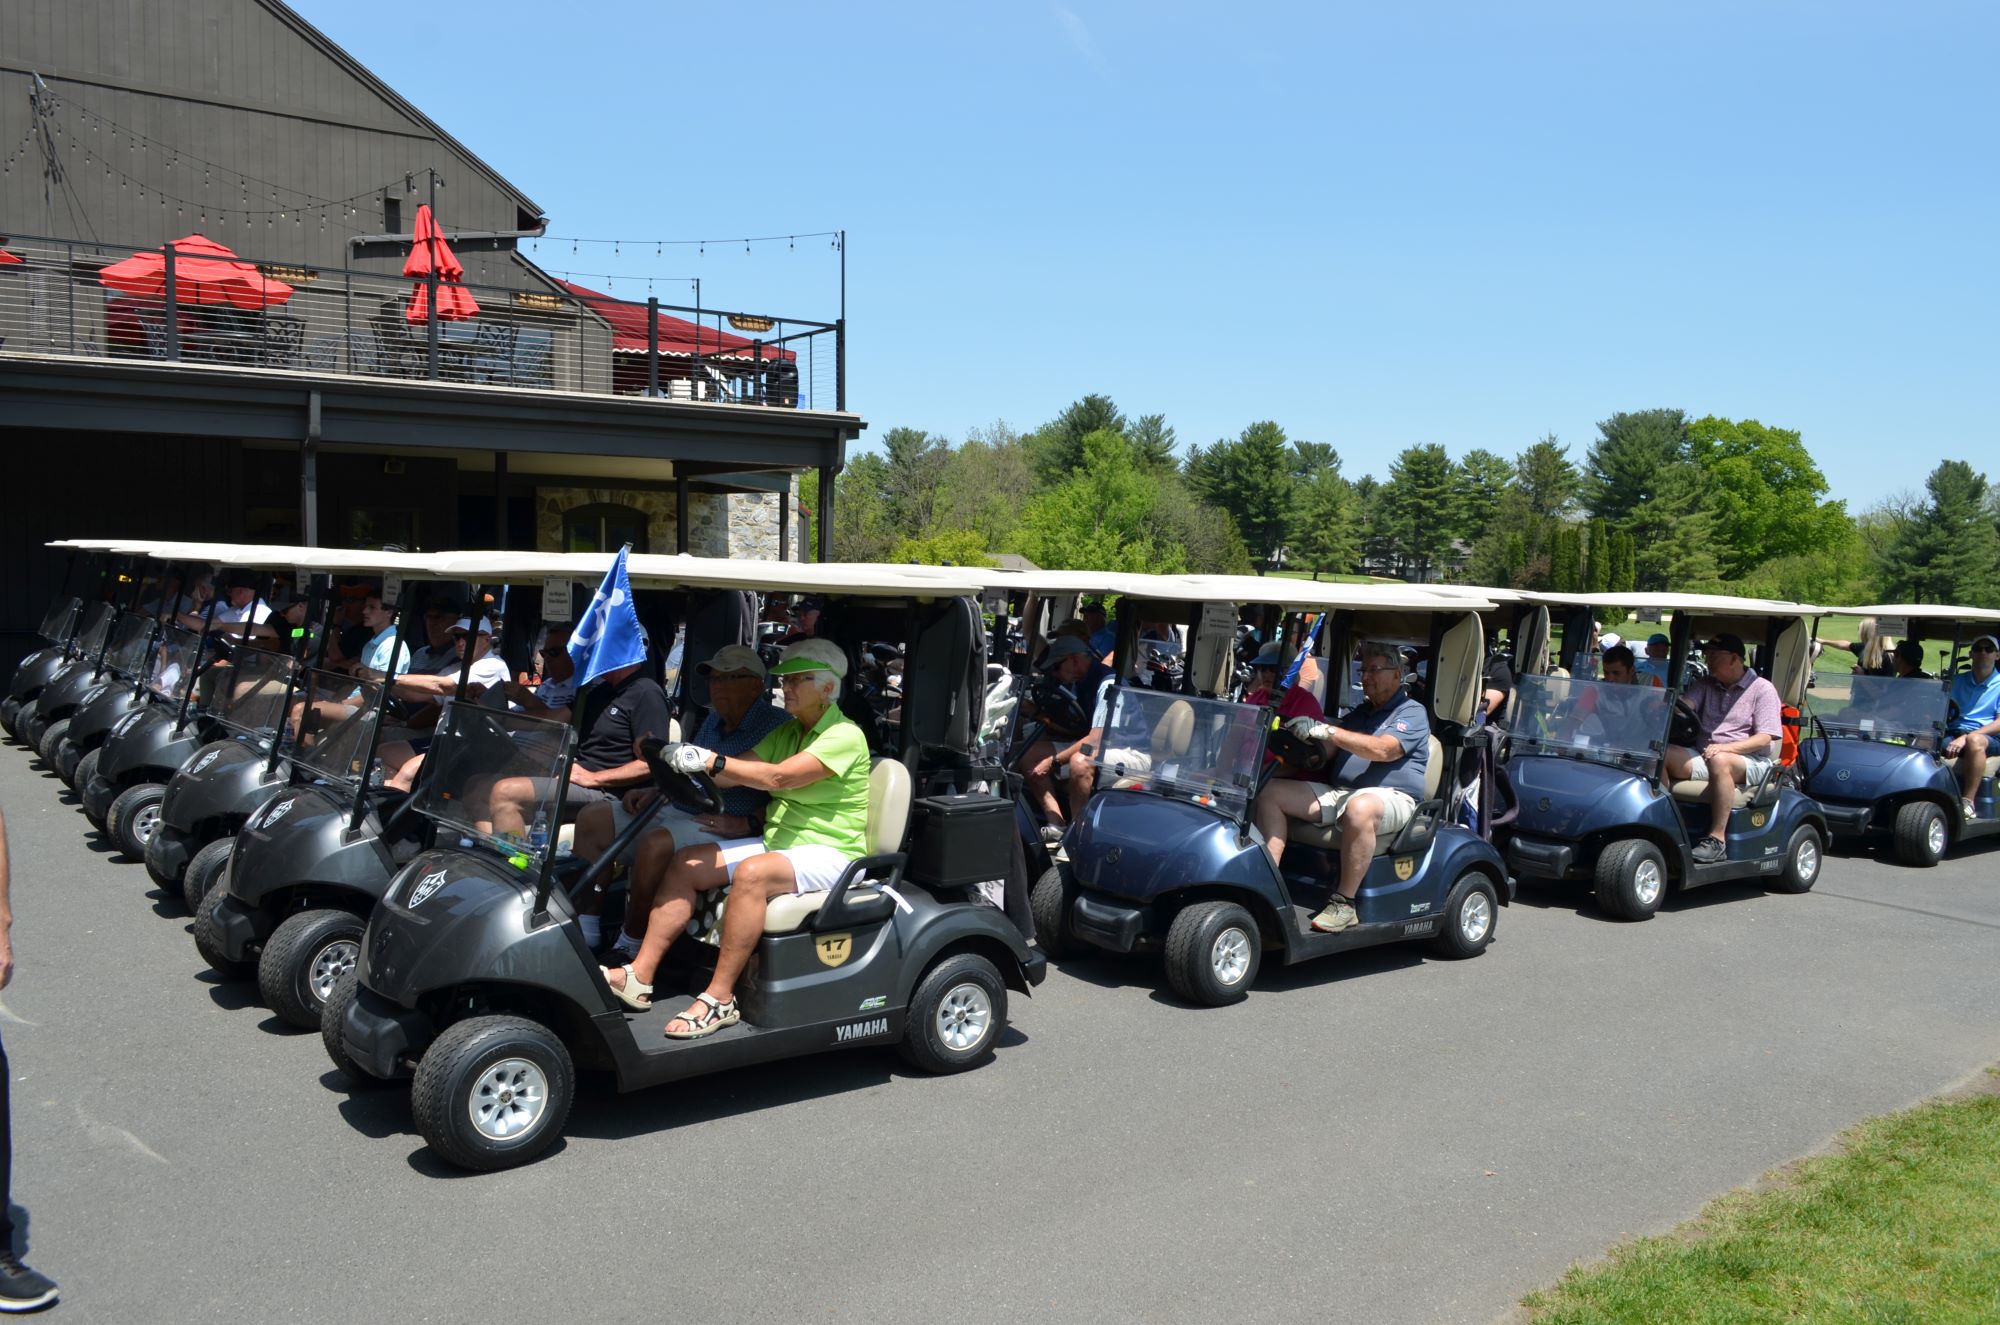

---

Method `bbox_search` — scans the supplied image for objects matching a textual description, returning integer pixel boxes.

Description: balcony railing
[0,233,841,411]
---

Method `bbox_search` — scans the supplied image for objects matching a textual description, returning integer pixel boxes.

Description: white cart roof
[433,552,985,598]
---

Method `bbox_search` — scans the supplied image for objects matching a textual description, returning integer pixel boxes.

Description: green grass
[1267,570,1402,584]
[1523,1076,2000,1324]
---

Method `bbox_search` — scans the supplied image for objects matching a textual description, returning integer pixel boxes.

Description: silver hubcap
[1795,837,1819,880]
[936,982,993,1053]
[132,803,161,845]
[468,1058,548,1141]
[1459,891,1493,944]
[1212,926,1252,986]
[309,939,359,1002]
[1927,817,1946,856]
[1633,859,1664,907]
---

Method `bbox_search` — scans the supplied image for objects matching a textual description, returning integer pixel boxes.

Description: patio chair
[259,315,305,369]
[304,330,387,376]
[466,321,520,384]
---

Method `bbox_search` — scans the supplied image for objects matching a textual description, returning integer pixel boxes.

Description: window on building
[563,502,650,554]
[383,195,403,235]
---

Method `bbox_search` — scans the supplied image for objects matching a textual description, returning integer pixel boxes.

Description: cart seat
[1287,736,1443,853]
[1946,750,1999,780]
[762,757,911,934]
[1668,757,1779,807]
[1110,699,1193,790]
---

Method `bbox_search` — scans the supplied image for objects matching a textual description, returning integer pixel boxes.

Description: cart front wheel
[182,837,235,915]
[319,971,390,1089]
[412,1016,574,1172]
[36,718,70,767]
[1593,839,1667,921]
[106,783,166,861]
[1165,900,1261,1005]
[1893,801,1948,868]
[1030,863,1086,959]
[259,908,367,1030]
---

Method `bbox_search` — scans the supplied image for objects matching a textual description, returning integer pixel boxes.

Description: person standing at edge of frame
[0,808,58,1313]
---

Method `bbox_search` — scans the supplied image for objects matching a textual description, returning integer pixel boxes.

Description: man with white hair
[603,638,874,1038]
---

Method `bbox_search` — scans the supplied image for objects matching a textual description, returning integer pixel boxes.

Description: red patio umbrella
[403,204,480,323]
[0,249,22,266]
[97,234,293,309]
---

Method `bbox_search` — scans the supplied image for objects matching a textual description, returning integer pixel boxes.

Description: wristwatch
[711,753,728,777]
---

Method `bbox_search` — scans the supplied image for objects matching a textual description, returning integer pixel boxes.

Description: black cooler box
[904,793,1015,887]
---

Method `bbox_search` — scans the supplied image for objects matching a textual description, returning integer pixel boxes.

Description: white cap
[448,617,493,636]
[1599,631,1623,650]
[771,637,847,681]
[697,643,767,679]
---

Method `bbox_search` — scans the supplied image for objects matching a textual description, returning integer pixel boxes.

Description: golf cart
[1798,604,2000,866]
[330,554,1043,1171]
[19,549,159,765]
[1502,592,1831,919]
[1034,578,1513,1005]
[1,539,124,743]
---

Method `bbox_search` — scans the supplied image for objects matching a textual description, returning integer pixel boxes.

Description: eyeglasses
[710,671,761,682]
[1358,665,1400,677]
[1974,644,1998,654]
[779,672,824,687]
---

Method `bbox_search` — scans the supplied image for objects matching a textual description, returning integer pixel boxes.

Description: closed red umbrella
[98,234,292,309]
[403,204,479,323]
[0,249,22,266]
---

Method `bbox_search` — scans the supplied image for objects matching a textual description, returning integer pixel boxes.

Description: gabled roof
[262,0,545,224]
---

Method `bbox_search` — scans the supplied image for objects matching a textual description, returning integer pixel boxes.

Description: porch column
[675,476,690,555]
[816,462,837,562]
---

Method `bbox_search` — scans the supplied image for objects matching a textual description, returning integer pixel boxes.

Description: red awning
[551,279,794,363]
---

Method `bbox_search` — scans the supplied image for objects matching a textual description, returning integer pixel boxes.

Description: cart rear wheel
[319,971,389,1089]
[1772,824,1823,893]
[1164,900,1261,1006]
[1429,872,1499,958]
[1593,839,1667,921]
[899,952,1008,1074]
[1030,863,1086,959]
[412,1016,574,1172]
[1893,801,1948,868]
[74,749,105,826]
[193,877,251,977]
[106,783,165,861]
[182,837,234,915]
[259,908,366,1029]
[36,718,69,767]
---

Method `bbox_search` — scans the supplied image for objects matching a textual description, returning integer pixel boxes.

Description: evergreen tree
[1517,435,1580,520]
[1025,394,1127,486]
[1008,430,1183,574]
[1290,470,1361,580]
[1550,526,1582,592]
[1455,448,1514,548]
[1128,413,1178,471]
[1628,462,1722,590]
[1878,461,2000,605]
[1611,531,1637,593]
[1586,517,1612,593]
[1585,408,1690,524]
[1184,421,1300,572]
[1379,443,1462,581]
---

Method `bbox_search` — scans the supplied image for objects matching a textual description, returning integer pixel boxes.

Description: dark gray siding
[0,0,543,286]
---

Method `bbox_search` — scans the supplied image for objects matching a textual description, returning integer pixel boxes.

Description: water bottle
[529,811,550,855]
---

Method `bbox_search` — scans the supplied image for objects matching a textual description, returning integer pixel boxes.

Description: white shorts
[715,837,857,894]
[1301,783,1417,834]
[1101,747,1153,776]
[1682,753,1773,786]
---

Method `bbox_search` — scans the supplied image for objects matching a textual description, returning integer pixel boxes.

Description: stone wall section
[535,479,793,561]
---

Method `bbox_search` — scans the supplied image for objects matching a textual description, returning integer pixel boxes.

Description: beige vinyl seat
[1669,755,1780,807]
[1110,698,1194,790]
[1946,750,2000,781]
[761,757,911,934]
[1287,736,1444,853]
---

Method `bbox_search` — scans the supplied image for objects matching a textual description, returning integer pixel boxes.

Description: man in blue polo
[1946,634,2000,820]
[1252,641,1430,933]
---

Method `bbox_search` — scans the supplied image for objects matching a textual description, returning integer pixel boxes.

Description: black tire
[1893,800,1949,868]
[0,697,19,740]
[1164,900,1261,1006]
[1429,872,1500,959]
[1030,863,1086,959]
[1593,839,1668,922]
[105,783,166,861]
[1772,824,1824,894]
[54,739,83,787]
[411,1016,574,1172]
[259,909,367,1030]
[319,971,389,1089]
[181,837,235,915]
[193,878,251,977]
[37,718,70,767]
[19,709,48,755]
[74,748,105,826]
[898,952,1009,1075]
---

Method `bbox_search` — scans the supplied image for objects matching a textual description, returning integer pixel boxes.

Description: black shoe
[1691,835,1726,864]
[0,1250,58,1312]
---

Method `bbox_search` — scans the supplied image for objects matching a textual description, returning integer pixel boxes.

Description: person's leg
[1664,745,1694,781]
[1705,752,1742,841]
[610,843,727,997]
[571,801,616,864]
[1956,732,1989,809]
[484,775,539,838]
[1017,741,1061,823]
[377,742,420,791]
[0,1033,11,1250]
[1336,793,1386,899]
[1252,779,1322,869]
[606,827,680,948]
[1066,749,1098,820]
[666,852,798,1033]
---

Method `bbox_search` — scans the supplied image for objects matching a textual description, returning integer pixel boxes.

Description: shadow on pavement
[195,969,264,1012]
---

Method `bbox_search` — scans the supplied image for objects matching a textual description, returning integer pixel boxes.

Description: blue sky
[307,1,1996,508]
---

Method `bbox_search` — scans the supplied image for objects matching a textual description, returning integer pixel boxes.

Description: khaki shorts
[1301,783,1417,835]
[1100,747,1153,776]
[1682,753,1772,786]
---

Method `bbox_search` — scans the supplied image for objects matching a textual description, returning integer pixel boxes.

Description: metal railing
[0,233,842,411]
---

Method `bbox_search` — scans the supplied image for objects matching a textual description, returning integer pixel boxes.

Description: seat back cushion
[1151,699,1194,757]
[869,756,913,856]
[1422,735,1444,800]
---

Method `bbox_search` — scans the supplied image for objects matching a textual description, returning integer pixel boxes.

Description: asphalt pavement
[4,745,1999,1324]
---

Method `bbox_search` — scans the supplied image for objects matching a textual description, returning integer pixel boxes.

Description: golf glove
[1285,716,1335,743]
[669,743,716,775]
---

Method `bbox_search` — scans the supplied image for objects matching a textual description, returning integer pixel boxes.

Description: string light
[545,230,839,249]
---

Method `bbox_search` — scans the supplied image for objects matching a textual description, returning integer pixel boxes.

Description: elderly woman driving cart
[602,637,873,1039]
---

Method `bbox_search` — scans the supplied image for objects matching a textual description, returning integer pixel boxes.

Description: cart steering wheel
[1798,711,1833,783]
[1265,720,1329,776]
[638,737,724,816]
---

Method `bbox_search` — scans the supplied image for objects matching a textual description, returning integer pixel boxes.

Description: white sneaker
[1963,799,1979,822]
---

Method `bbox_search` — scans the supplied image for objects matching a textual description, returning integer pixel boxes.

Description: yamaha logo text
[834,1017,889,1044]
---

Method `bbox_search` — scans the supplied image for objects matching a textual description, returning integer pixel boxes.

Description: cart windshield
[1808,672,1946,748]
[103,613,155,680]
[1509,673,1671,776]
[294,670,387,787]
[37,596,80,643]
[1090,688,1264,820]
[147,623,203,701]
[73,602,114,658]
[413,707,573,866]
[210,648,297,740]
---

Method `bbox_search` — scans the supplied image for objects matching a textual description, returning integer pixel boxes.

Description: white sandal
[600,965,652,1010]
[663,993,739,1040]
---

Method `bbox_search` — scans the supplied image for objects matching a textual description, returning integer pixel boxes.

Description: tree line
[803,396,2000,607]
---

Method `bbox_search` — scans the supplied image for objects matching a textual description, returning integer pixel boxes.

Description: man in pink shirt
[1245,644,1323,775]
[1665,632,1782,863]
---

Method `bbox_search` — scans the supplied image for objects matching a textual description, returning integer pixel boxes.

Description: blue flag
[568,546,648,687]
[1281,612,1324,690]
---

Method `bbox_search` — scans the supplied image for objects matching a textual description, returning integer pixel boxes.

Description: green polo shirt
[751,704,872,857]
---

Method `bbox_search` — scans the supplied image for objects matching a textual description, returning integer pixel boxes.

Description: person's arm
[0,807,15,989]
[1325,722,1404,763]
[708,747,834,792]
[1707,686,1780,759]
